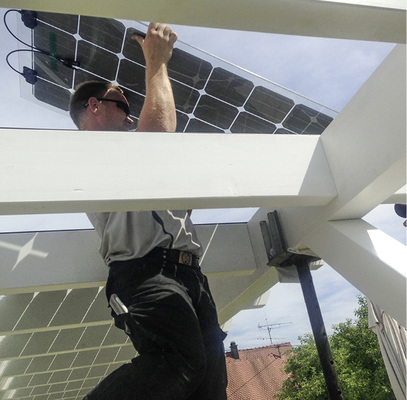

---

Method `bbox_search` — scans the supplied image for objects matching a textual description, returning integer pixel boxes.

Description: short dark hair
[69,81,124,128]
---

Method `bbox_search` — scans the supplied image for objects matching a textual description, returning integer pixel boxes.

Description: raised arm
[133,22,178,132]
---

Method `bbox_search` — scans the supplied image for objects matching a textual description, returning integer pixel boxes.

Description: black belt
[147,247,199,267]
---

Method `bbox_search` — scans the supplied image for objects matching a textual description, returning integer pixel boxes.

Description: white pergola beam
[383,185,406,204]
[321,44,406,221]
[272,44,406,251]
[246,43,406,329]
[0,224,258,294]
[304,219,407,327]
[0,133,337,215]
[0,222,300,327]
[0,0,405,43]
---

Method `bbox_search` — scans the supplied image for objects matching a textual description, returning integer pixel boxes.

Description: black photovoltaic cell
[168,49,212,90]
[245,86,294,124]
[124,90,145,118]
[77,40,119,81]
[231,112,276,134]
[34,12,78,34]
[275,127,295,134]
[122,28,146,65]
[117,59,146,94]
[34,78,71,111]
[283,104,333,134]
[33,21,76,88]
[194,95,239,129]
[29,12,335,135]
[74,69,108,87]
[172,80,200,114]
[205,67,254,107]
[176,111,189,132]
[185,118,224,133]
[79,17,125,54]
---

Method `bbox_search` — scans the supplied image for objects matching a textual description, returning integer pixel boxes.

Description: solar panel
[19,11,336,134]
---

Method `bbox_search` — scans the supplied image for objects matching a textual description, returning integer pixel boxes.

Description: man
[69,23,228,399]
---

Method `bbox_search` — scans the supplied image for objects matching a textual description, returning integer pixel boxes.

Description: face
[95,88,134,131]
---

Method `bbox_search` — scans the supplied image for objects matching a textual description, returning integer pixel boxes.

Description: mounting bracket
[260,210,343,400]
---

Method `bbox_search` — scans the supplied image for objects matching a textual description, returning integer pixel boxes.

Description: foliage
[276,296,396,400]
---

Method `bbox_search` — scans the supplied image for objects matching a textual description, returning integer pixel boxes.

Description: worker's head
[69,81,134,131]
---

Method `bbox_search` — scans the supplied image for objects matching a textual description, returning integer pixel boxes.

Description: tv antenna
[258,321,292,356]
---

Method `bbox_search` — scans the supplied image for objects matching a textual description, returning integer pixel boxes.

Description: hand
[132,22,178,67]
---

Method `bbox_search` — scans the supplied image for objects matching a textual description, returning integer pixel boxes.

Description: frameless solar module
[18,11,336,134]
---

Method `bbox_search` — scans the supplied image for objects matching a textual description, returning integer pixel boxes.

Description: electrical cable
[6,49,39,84]
[4,9,36,49]
[4,8,80,84]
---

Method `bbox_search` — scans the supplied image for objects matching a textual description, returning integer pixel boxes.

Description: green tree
[276,296,396,400]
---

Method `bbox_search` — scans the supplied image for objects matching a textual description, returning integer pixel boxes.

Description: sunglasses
[95,97,131,116]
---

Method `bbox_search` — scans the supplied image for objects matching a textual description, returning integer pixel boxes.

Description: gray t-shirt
[87,210,202,266]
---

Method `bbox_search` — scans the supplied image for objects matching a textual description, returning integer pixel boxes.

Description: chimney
[230,341,240,360]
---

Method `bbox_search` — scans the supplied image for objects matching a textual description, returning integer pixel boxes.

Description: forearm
[133,23,178,133]
[137,63,176,132]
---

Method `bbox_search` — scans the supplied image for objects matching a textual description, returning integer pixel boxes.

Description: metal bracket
[260,210,343,399]
[260,210,319,267]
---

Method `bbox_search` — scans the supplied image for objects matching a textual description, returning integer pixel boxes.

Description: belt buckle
[178,251,192,266]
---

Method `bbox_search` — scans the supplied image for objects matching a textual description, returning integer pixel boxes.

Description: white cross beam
[0,0,405,43]
[249,44,406,326]
[0,133,337,215]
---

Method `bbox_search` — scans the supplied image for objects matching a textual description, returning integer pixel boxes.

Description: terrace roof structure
[0,1,405,399]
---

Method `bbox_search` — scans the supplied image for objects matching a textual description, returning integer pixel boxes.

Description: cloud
[173,23,395,111]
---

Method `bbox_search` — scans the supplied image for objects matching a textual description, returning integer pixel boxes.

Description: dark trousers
[83,256,228,400]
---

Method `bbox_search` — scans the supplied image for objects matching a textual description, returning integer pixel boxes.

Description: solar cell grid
[26,12,335,135]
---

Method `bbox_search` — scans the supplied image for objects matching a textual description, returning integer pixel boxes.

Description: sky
[0,8,405,349]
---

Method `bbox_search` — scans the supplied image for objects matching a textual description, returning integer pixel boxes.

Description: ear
[87,97,99,115]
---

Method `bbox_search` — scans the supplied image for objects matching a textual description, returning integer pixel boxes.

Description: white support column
[304,219,407,327]
[0,0,405,42]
